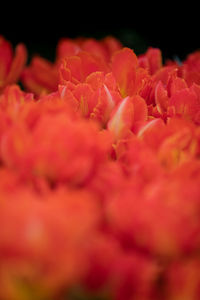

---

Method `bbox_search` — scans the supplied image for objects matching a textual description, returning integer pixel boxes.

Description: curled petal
[101,36,123,57]
[0,36,13,83]
[58,85,79,111]
[90,85,120,125]
[85,71,105,90]
[21,56,58,96]
[5,44,27,86]
[139,47,162,75]
[104,72,118,90]
[107,94,148,140]
[72,83,95,117]
[137,118,166,151]
[111,47,138,97]
[131,95,148,123]
[107,97,134,140]
[155,81,169,114]
[81,38,109,62]
[78,51,108,79]
[56,38,81,60]
[146,47,162,75]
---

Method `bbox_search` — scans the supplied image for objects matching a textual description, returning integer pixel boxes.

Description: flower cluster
[1,34,200,300]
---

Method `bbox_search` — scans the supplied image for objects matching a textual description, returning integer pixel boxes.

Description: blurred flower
[0,36,27,92]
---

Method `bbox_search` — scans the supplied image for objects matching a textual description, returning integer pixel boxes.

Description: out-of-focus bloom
[0,85,34,163]
[0,186,100,299]
[106,170,200,258]
[78,234,158,300]
[57,36,123,63]
[0,36,27,92]
[166,257,200,300]
[181,50,200,86]
[0,96,113,186]
[21,56,59,96]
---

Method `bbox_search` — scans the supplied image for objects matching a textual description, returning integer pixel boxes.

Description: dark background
[1,4,199,63]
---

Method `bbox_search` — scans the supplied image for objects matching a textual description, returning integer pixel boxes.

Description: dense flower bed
[0,34,200,300]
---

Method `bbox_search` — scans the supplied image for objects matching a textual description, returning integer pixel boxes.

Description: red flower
[21,56,59,97]
[21,36,122,97]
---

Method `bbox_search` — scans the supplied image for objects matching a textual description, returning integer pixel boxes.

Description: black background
[0,3,199,63]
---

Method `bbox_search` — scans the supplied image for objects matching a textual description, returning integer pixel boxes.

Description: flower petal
[111,48,138,97]
[5,44,27,86]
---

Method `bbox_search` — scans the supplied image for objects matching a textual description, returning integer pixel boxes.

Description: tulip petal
[5,44,27,86]
[107,97,134,140]
[0,36,13,84]
[111,48,138,97]
[155,81,169,114]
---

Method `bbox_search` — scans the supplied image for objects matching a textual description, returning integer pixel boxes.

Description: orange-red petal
[111,47,138,97]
